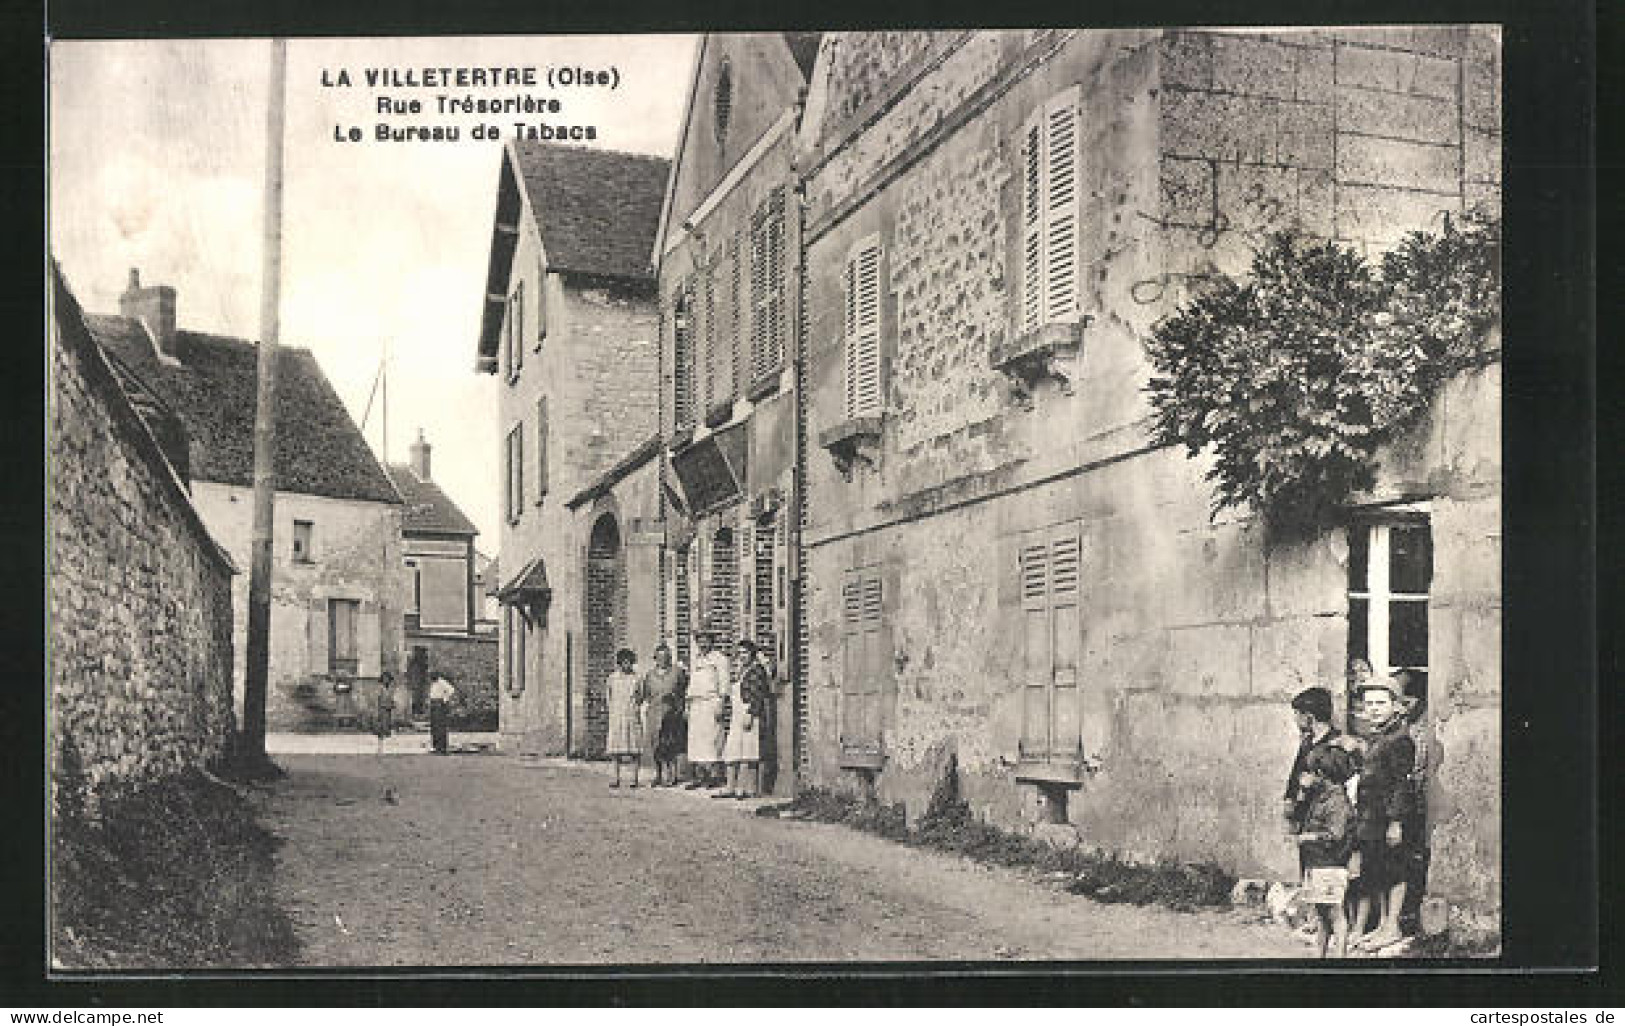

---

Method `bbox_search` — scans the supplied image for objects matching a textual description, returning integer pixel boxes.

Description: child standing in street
[1294,744,1357,958]
[605,648,649,788]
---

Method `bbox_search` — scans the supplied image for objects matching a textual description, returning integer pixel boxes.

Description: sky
[49,34,698,544]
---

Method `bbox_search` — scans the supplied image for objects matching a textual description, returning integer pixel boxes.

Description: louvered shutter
[1043,88,1081,326]
[1020,113,1044,336]
[840,575,864,744]
[1048,534,1081,758]
[357,607,381,677]
[1019,88,1083,332]
[844,236,884,419]
[1019,541,1051,756]
[1019,528,1083,761]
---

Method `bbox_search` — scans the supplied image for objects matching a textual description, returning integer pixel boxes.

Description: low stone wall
[49,273,235,802]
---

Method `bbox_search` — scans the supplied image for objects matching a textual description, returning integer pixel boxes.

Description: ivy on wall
[1143,214,1500,537]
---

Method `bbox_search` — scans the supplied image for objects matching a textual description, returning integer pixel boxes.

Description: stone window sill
[990,319,1088,406]
[838,747,887,771]
[818,414,883,475]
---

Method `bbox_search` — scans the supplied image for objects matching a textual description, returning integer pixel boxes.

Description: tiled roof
[86,314,402,505]
[511,142,670,281]
[385,465,478,536]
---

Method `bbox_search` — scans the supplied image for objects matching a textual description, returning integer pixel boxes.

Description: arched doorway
[584,513,625,758]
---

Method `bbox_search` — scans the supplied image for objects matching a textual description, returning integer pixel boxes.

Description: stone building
[89,271,405,732]
[793,28,1501,925]
[49,263,236,800]
[386,431,496,720]
[652,32,822,793]
[474,141,668,756]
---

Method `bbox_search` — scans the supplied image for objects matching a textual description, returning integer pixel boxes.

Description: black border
[19,0,1605,1005]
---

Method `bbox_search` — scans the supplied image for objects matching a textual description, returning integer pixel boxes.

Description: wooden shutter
[536,396,549,498]
[357,608,381,677]
[1042,88,1081,326]
[1019,528,1082,761]
[844,236,884,419]
[750,189,787,385]
[513,283,525,371]
[307,604,329,674]
[1019,88,1082,332]
[1020,113,1044,336]
[841,569,885,754]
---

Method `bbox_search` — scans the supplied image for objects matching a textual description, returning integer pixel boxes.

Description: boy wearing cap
[1350,677,1417,952]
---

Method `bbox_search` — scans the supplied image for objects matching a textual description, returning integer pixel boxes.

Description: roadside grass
[51,754,298,969]
[766,780,1235,914]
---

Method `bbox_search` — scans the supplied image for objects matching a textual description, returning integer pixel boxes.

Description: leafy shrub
[1144,215,1500,536]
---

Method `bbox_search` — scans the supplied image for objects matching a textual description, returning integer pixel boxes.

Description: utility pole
[242,38,288,761]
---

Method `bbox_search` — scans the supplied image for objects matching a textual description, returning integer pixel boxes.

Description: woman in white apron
[684,630,730,788]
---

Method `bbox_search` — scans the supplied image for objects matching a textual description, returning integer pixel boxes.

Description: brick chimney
[119,268,178,359]
[409,428,431,480]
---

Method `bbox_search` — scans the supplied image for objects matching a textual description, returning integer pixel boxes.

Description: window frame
[328,597,360,677]
[1346,511,1433,686]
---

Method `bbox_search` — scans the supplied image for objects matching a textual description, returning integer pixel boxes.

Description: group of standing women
[601,629,774,797]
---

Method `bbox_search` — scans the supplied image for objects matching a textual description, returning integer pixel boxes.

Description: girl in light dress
[605,648,650,788]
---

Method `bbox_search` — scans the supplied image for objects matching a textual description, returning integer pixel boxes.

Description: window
[699,266,716,414]
[1018,527,1082,764]
[1348,514,1432,694]
[505,423,524,523]
[749,189,787,385]
[840,567,887,761]
[419,557,469,630]
[536,396,549,501]
[673,289,695,430]
[843,235,885,419]
[1019,86,1082,335]
[404,558,421,614]
[505,282,525,382]
[328,598,360,677]
[292,519,314,562]
[505,605,526,694]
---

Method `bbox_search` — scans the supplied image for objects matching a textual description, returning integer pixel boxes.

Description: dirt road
[256,752,1307,965]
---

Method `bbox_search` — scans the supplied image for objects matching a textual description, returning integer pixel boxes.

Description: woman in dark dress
[646,643,688,786]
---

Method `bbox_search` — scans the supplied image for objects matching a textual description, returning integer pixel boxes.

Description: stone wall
[797,28,1501,921]
[49,280,235,801]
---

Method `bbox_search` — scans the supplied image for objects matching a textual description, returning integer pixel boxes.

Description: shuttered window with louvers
[843,234,884,420]
[1019,86,1082,334]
